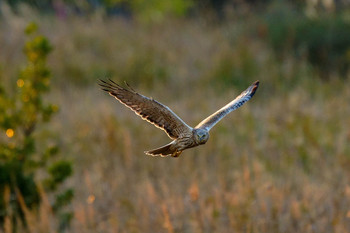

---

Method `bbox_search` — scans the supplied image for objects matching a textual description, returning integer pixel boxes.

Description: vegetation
[0,1,350,232]
[264,2,350,79]
[0,23,73,232]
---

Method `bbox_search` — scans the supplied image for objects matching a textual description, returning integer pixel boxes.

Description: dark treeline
[3,0,350,79]
[2,0,349,17]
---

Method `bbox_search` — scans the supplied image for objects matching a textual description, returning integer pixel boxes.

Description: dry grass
[1,6,350,233]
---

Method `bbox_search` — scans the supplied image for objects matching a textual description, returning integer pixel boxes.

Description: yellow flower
[6,129,14,138]
[17,79,24,87]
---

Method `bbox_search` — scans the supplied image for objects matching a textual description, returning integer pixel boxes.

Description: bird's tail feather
[145,142,180,157]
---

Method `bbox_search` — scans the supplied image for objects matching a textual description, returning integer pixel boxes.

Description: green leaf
[25,22,38,35]
[48,160,73,184]
[53,189,74,212]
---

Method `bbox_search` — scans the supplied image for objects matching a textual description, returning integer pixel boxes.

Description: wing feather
[99,79,192,139]
[195,80,259,131]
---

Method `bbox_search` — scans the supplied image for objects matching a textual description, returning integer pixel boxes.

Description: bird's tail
[145,142,181,157]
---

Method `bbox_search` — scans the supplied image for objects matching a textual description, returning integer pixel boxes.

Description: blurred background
[1,0,350,232]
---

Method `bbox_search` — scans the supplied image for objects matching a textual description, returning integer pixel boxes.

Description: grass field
[1,6,350,233]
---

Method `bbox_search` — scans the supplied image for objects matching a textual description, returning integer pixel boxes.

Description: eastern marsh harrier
[99,80,259,157]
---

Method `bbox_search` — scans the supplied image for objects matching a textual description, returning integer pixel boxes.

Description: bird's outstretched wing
[99,79,192,139]
[195,80,259,131]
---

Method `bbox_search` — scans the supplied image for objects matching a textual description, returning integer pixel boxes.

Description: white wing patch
[195,80,259,131]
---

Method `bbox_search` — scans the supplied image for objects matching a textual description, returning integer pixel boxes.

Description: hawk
[99,79,259,157]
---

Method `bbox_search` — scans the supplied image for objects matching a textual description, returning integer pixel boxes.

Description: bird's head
[194,128,209,144]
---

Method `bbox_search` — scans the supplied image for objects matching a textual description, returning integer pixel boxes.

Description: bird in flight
[99,79,259,157]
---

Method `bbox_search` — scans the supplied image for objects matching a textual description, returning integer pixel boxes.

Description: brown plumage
[99,79,259,157]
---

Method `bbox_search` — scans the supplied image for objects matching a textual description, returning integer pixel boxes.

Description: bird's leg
[171,150,182,158]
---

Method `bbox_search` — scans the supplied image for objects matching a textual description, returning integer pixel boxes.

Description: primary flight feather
[99,79,259,157]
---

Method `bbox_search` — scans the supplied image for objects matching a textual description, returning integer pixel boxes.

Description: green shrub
[0,22,73,232]
[130,0,193,22]
[293,16,350,79]
[265,3,350,79]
